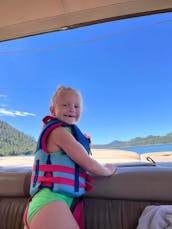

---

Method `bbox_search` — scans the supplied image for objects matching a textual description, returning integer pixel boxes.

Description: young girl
[24,86,116,229]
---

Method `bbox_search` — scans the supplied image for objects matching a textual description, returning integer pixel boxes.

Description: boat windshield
[0,12,172,168]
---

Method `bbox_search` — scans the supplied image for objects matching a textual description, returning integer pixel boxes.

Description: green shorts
[28,188,73,223]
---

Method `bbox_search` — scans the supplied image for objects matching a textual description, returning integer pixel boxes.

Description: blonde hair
[51,86,82,107]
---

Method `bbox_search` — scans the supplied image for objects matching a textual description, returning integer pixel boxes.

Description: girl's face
[50,91,82,125]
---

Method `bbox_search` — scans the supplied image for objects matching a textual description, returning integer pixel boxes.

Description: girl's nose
[69,105,75,111]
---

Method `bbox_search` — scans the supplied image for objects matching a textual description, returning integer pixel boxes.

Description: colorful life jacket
[30,116,93,197]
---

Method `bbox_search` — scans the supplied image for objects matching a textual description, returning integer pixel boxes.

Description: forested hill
[0,119,37,156]
[93,133,172,149]
[1,119,172,155]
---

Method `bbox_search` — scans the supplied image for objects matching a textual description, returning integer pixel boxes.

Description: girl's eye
[75,105,80,109]
[62,104,67,107]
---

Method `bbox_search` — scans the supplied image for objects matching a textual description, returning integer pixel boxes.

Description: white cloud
[0,94,7,98]
[0,108,36,117]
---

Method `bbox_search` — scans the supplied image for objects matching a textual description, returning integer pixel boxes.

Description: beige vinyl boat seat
[0,163,172,229]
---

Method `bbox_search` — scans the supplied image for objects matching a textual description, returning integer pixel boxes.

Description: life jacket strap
[85,174,94,192]
[41,123,62,153]
[31,176,86,188]
[42,115,55,124]
[71,197,84,229]
[32,164,87,179]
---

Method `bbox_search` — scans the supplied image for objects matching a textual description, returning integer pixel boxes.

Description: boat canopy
[0,0,172,41]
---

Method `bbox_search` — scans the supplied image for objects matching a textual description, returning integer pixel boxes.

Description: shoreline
[1,149,172,167]
[93,142,172,149]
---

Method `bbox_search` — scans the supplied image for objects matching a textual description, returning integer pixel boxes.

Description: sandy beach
[1,149,172,168]
[0,155,34,167]
[0,149,138,168]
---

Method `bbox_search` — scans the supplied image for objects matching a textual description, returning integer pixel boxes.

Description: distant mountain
[0,119,37,156]
[1,119,172,154]
[93,133,172,149]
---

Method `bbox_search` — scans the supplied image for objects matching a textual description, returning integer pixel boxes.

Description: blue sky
[0,12,172,144]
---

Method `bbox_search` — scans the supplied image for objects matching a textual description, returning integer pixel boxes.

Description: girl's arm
[47,127,116,176]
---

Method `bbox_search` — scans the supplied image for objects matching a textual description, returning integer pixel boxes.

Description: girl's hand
[104,163,117,176]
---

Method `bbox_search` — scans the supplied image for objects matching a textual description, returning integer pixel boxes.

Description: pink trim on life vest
[33,164,86,179]
[42,116,55,124]
[85,174,94,192]
[41,172,52,187]
[41,123,62,153]
[84,133,91,140]
[31,176,85,188]
[85,183,93,192]
[86,175,94,183]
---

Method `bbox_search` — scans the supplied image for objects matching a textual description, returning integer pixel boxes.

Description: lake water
[113,144,172,154]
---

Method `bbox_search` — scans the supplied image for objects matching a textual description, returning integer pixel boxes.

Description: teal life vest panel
[30,116,93,197]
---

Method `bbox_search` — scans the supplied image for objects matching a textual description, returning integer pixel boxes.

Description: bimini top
[0,0,172,41]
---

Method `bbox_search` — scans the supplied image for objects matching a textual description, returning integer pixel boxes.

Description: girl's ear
[50,105,55,116]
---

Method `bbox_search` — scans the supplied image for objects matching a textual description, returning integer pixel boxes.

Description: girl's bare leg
[29,201,79,229]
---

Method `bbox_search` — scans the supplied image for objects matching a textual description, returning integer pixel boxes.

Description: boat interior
[1,150,172,229]
[1,1,172,229]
